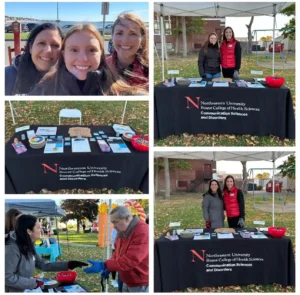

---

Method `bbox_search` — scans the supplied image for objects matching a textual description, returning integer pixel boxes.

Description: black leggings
[111,250,116,280]
[222,68,235,78]
[227,216,244,228]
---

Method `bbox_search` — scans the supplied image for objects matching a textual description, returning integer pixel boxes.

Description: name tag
[33,256,36,261]
[228,44,233,48]
[230,193,235,196]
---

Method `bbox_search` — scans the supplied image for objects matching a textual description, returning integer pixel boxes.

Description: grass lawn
[5,101,148,194]
[33,244,118,292]
[154,193,295,292]
[154,53,295,147]
[58,231,99,246]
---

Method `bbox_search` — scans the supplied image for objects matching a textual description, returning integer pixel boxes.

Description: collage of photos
[4,0,296,294]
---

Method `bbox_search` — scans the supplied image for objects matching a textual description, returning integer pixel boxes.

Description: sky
[5,2,149,22]
[226,15,292,39]
[217,155,290,175]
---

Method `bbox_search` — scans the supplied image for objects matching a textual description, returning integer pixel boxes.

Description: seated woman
[30,24,140,95]
[5,214,87,292]
[5,23,63,95]
[198,32,221,78]
[202,179,225,228]
[106,13,149,91]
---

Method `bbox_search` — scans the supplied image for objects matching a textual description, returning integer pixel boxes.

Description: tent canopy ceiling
[154,152,292,162]
[154,2,293,17]
[5,199,65,217]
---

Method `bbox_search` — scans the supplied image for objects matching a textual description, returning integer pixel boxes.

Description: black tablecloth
[5,125,148,194]
[154,229,295,292]
[154,82,295,140]
[42,280,88,292]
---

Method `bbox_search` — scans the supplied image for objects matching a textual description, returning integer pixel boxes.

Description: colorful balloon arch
[124,199,146,222]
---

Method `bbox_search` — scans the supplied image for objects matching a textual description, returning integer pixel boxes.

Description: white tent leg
[272,153,275,226]
[160,4,165,81]
[121,101,127,124]
[9,101,16,125]
[105,199,112,293]
[272,5,276,76]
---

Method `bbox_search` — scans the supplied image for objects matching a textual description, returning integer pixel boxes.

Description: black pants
[228,216,244,228]
[222,68,235,78]
[111,249,116,280]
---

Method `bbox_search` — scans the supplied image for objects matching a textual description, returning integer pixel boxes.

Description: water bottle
[21,134,26,141]
[172,230,176,236]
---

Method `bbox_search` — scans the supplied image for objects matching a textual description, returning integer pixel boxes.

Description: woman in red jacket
[223,175,245,228]
[220,26,242,79]
[106,13,149,92]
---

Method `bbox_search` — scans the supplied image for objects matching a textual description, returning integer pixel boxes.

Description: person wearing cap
[202,179,225,228]
[84,206,149,292]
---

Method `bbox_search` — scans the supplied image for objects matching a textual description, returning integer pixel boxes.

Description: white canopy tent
[154,2,293,79]
[155,151,292,226]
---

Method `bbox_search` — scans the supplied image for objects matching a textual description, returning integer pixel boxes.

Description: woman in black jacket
[198,32,221,78]
[5,23,63,95]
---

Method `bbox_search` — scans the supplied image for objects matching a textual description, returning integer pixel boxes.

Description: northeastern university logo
[186,96,200,109]
[41,163,59,174]
[191,249,206,262]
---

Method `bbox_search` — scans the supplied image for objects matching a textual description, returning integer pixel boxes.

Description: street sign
[101,2,109,15]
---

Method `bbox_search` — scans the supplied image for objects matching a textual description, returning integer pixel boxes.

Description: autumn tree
[60,199,99,233]
[278,154,295,179]
[280,3,295,40]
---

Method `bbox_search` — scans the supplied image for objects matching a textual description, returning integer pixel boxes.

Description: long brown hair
[223,175,236,192]
[39,24,142,95]
[222,26,236,41]
[112,13,148,86]
[5,208,22,234]
[203,32,219,54]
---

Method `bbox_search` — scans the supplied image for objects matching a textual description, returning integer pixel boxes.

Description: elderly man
[84,206,149,292]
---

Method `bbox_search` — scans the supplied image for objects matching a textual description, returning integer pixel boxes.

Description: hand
[237,218,245,228]
[233,70,239,79]
[206,220,211,229]
[35,280,44,289]
[101,269,110,279]
[83,260,105,274]
[68,260,88,270]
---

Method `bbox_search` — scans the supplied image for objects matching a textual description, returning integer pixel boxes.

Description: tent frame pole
[9,101,17,125]
[272,5,276,76]
[160,4,165,81]
[272,153,275,226]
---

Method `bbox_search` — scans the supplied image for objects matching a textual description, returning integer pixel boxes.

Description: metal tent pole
[105,200,112,293]
[272,152,275,226]
[160,4,165,81]
[272,5,276,76]
[121,101,128,124]
[9,101,16,125]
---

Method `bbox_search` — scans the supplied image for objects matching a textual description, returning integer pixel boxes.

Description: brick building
[154,14,225,53]
[157,159,216,193]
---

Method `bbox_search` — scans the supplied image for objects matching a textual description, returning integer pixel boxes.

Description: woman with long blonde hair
[107,13,149,92]
[30,24,140,95]
[198,32,221,78]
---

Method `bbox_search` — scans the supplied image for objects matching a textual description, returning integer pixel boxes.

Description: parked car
[61,24,75,35]
[98,23,114,36]
[5,23,29,33]
[268,42,284,53]
[26,23,39,32]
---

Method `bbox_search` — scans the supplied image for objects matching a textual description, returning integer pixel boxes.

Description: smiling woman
[5,23,63,95]
[29,24,144,95]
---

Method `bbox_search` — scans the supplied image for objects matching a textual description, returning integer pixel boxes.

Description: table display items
[12,138,27,154]
[36,127,57,136]
[107,137,131,153]
[71,138,91,153]
[194,233,211,240]
[131,135,149,152]
[176,78,191,86]
[180,230,195,239]
[213,77,232,83]
[68,127,92,137]
[240,231,251,238]
[112,124,135,136]
[44,138,64,154]
[213,81,229,87]
[189,81,207,87]
[97,139,111,152]
[29,136,46,149]
[250,232,268,239]
[122,132,135,142]
[56,271,77,284]
[268,226,286,238]
[214,228,236,233]
[266,76,285,88]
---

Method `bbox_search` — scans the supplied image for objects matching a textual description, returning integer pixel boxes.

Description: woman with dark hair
[198,32,221,78]
[106,13,149,92]
[202,179,224,228]
[5,214,88,292]
[5,208,22,239]
[30,24,142,95]
[5,23,63,95]
[220,26,242,79]
[223,175,245,228]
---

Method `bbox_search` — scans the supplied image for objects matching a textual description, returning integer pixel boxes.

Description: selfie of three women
[5,2,149,96]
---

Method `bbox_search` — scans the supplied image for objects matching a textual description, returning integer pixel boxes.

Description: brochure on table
[72,138,91,153]
[251,232,268,239]
[213,81,229,87]
[217,233,234,239]
[112,124,135,135]
[44,139,64,154]
[36,127,57,136]
[194,233,210,240]
[107,137,131,153]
